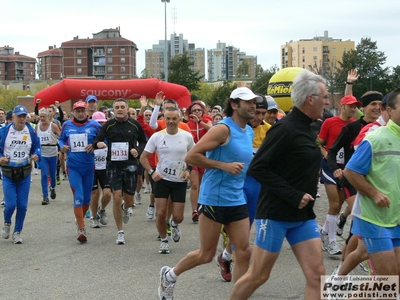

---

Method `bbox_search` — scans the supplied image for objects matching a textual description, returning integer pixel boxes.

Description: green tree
[251,65,279,95]
[255,64,264,78]
[0,87,29,110]
[207,81,237,109]
[338,37,390,98]
[168,52,204,91]
[236,60,249,78]
[140,69,149,79]
[191,82,216,105]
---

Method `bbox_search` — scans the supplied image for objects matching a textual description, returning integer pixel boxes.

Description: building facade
[37,46,63,80]
[37,27,138,80]
[208,41,257,82]
[145,32,205,80]
[281,30,355,73]
[0,46,36,82]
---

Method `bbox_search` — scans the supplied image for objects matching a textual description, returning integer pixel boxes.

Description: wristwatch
[148,169,155,176]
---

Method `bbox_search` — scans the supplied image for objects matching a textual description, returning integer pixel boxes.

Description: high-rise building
[208,41,257,82]
[145,33,205,80]
[0,46,36,82]
[281,30,354,73]
[37,27,138,80]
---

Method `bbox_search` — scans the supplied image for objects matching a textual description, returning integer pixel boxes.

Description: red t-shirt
[318,116,355,151]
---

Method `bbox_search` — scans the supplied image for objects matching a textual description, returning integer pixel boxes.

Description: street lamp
[367,71,375,90]
[161,0,170,82]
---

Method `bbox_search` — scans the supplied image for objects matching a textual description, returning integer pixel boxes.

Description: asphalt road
[0,173,362,300]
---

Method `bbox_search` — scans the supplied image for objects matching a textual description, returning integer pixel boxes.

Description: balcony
[93,70,106,75]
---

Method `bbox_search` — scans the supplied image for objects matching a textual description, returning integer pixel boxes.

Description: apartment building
[37,27,138,80]
[208,41,257,81]
[281,30,354,74]
[0,46,36,82]
[37,46,63,80]
[145,32,205,80]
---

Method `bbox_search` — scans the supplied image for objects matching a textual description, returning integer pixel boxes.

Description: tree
[236,60,249,78]
[168,52,204,91]
[140,69,149,79]
[192,82,216,105]
[338,37,390,98]
[0,87,30,110]
[251,65,279,95]
[255,64,264,78]
[207,81,237,109]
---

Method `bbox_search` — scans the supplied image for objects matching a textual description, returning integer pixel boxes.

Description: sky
[2,0,399,79]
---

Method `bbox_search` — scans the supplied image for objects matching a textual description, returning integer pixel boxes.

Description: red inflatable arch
[33,78,192,108]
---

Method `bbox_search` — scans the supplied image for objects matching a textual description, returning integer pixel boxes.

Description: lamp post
[367,71,375,91]
[161,0,170,82]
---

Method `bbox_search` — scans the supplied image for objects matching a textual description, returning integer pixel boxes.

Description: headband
[361,93,383,107]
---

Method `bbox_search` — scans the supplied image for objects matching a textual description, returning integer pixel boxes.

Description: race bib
[336,147,345,164]
[159,160,185,181]
[70,134,88,152]
[111,142,129,161]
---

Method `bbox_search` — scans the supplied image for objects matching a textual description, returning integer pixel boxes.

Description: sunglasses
[192,109,202,112]
[144,114,152,117]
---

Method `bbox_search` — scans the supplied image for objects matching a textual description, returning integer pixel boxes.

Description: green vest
[356,120,400,227]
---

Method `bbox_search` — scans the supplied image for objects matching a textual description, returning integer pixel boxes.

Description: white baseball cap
[230,87,263,103]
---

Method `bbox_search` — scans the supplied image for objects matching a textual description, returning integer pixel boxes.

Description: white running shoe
[158,266,175,300]
[146,205,155,220]
[122,206,130,224]
[327,241,342,255]
[159,241,170,254]
[2,223,11,239]
[90,217,100,228]
[98,209,108,225]
[12,232,23,244]
[320,229,329,251]
[134,192,142,205]
[144,185,151,194]
[171,225,181,243]
[128,206,134,216]
[116,232,125,245]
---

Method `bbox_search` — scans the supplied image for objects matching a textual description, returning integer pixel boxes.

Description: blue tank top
[199,117,254,206]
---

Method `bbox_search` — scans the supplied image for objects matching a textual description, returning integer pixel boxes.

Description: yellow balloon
[267,67,303,112]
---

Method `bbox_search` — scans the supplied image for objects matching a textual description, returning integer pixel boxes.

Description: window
[77,68,82,73]
[343,48,347,52]
[121,67,126,72]
[332,47,337,52]
[313,47,317,51]
[108,57,112,63]
[107,48,112,54]
[108,67,113,72]
[120,48,126,54]
[77,58,82,65]
[77,49,82,55]
[302,56,305,63]
[313,56,317,60]
[121,57,125,63]
[302,47,305,54]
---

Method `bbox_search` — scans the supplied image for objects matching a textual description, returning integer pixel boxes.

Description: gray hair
[291,70,326,107]
[39,108,50,117]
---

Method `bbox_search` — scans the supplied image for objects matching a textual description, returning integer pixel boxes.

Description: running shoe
[77,228,87,243]
[1,223,11,239]
[0,200,4,206]
[85,209,91,218]
[144,185,151,194]
[327,241,342,255]
[171,225,181,243]
[192,210,199,223]
[12,232,23,244]
[116,231,125,245]
[166,220,171,236]
[158,266,175,300]
[90,217,100,228]
[159,241,170,254]
[146,205,155,220]
[122,206,130,224]
[56,174,61,185]
[220,226,229,249]
[128,206,134,216]
[50,187,56,200]
[336,213,347,236]
[135,192,142,205]
[62,172,68,180]
[98,209,108,225]
[215,253,232,282]
[359,260,369,273]
[320,229,329,251]
[42,196,50,205]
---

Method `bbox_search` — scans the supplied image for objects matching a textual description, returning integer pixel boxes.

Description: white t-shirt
[144,129,195,182]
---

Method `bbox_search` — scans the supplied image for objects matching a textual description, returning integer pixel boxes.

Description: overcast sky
[3,0,399,79]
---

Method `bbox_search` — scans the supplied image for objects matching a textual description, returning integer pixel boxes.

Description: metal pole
[163,0,169,82]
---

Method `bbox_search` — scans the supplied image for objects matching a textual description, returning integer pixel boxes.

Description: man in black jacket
[230,69,328,300]
[93,98,147,245]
